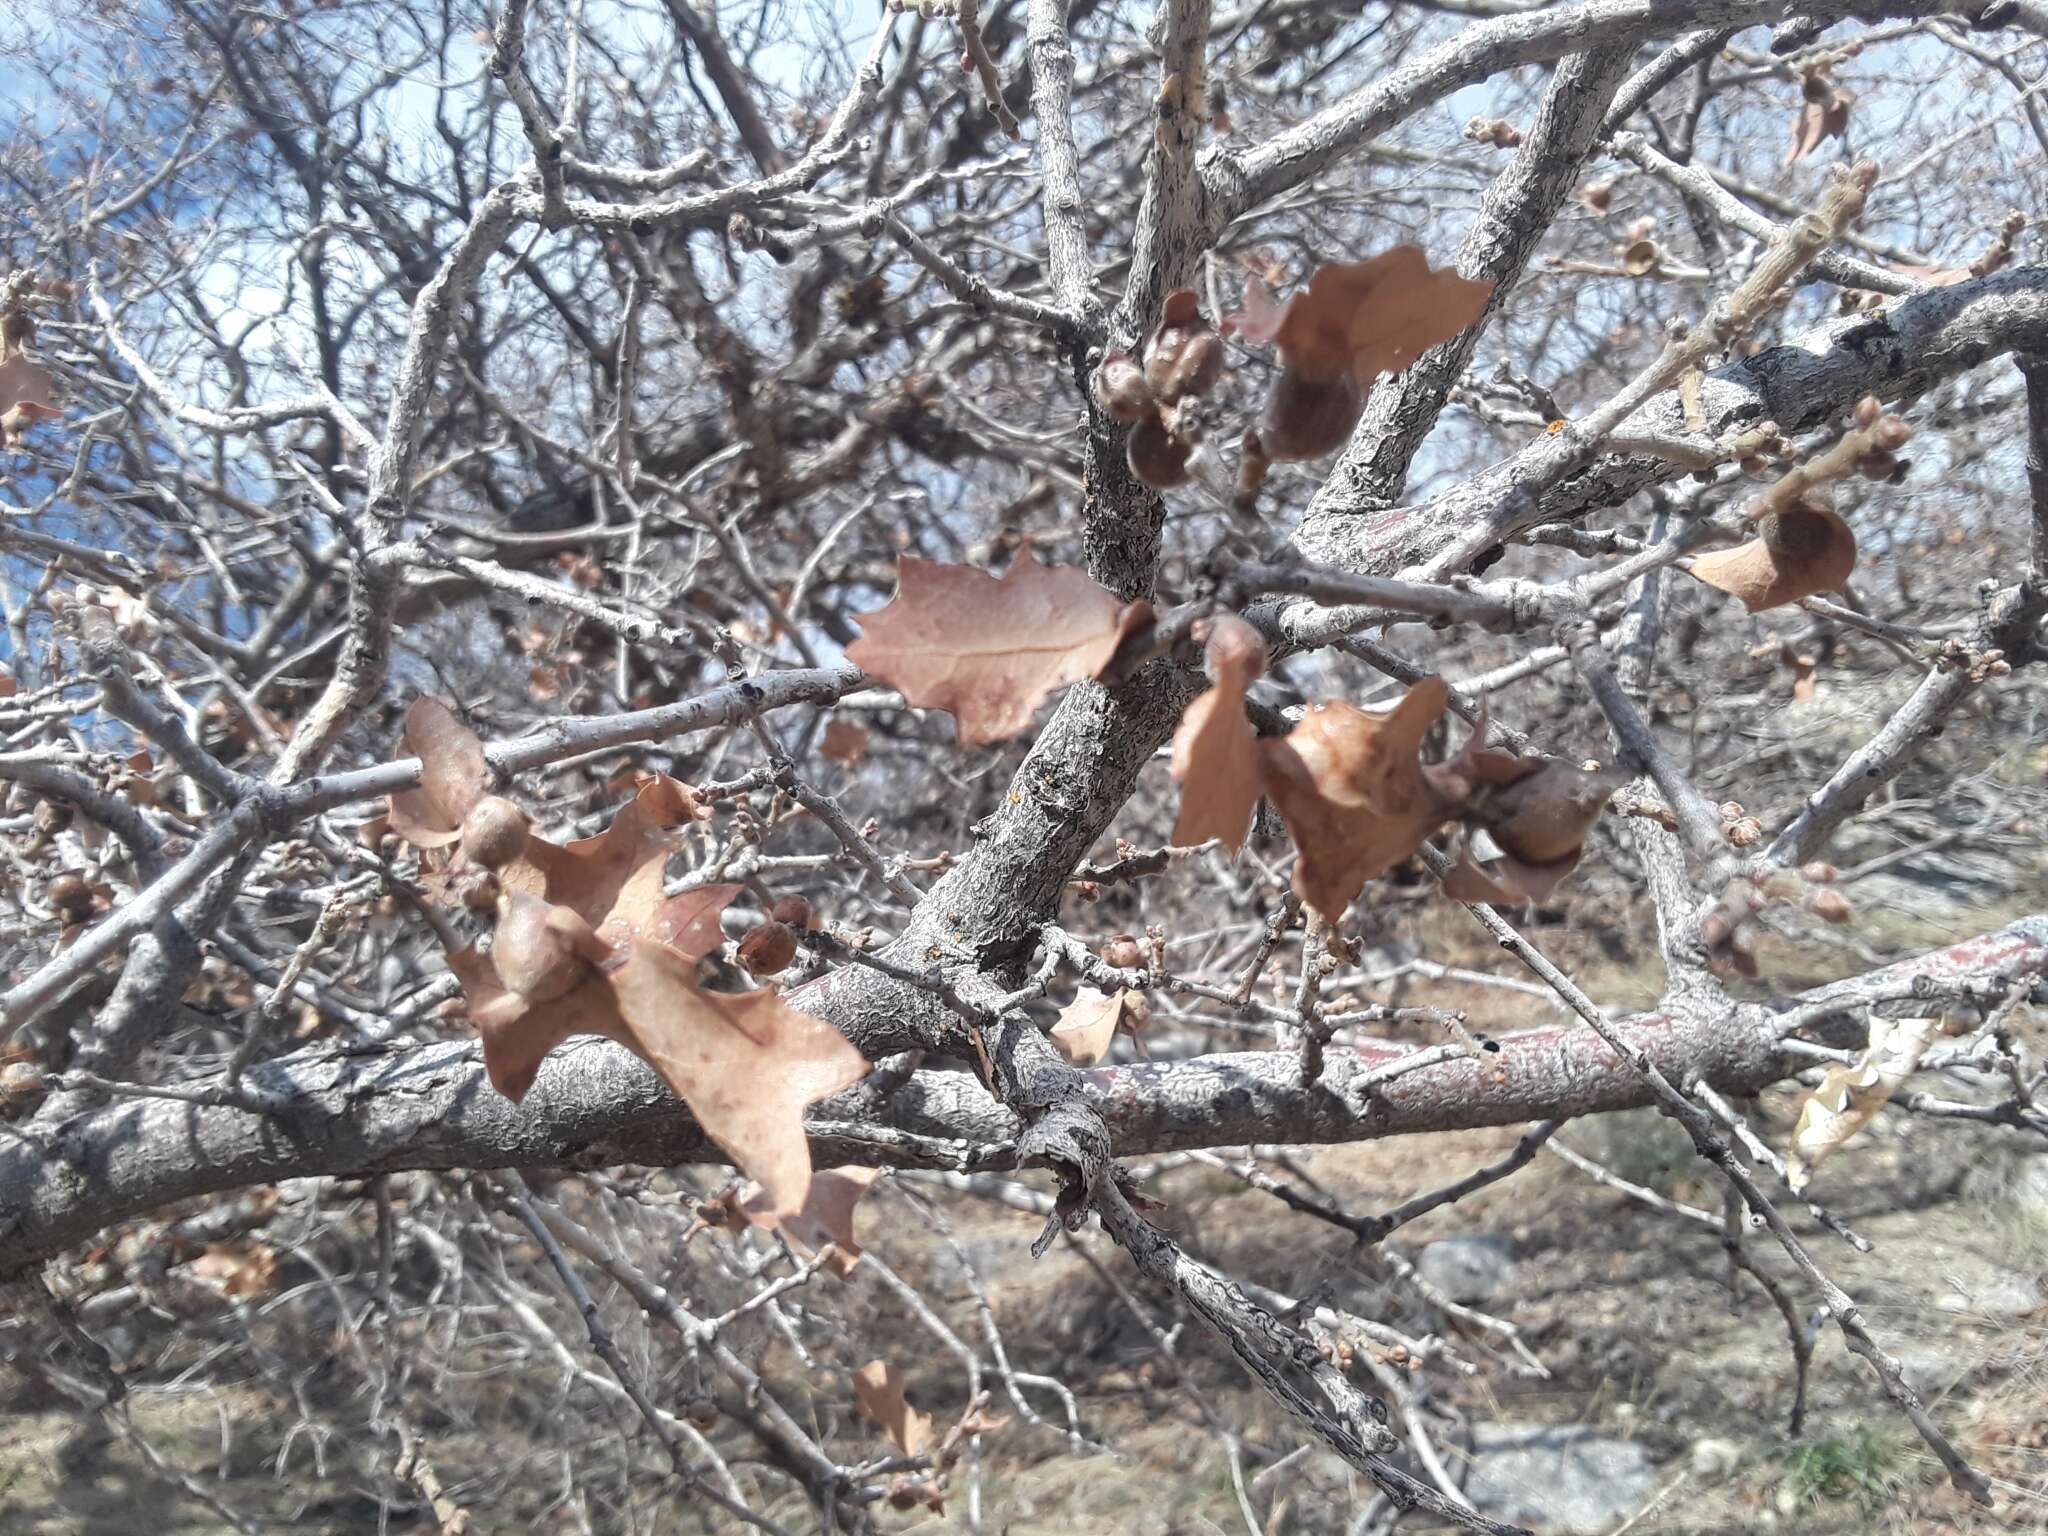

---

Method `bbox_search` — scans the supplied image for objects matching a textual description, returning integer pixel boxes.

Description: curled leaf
[1787,70,1854,167]
[1691,501,1857,612]
[1258,677,1456,923]
[0,350,60,447]
[1230,247,1494,389]
[1170,614,1266,852]
[847,549,1151,745]
[1049,986,1147,1066]
[855,1360,934,1458]
[736,1164,880,1278]
[1787,1014,1940,1191]
[388,698,491,848]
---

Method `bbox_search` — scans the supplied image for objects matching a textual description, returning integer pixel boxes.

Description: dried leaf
[1787,72,1854,166]
[388,698,490,849]
[847,549,1149,745]
[1691,502,1857,612]
[1787,1015,1940,1190]
[1170,615,1265,852]
[1228,247,1494,389]
[0,350,60,446]
[188,1240,279,1297]
[1050,987,1145,1066]
[1258,678,1456,922]
[736,1164,880,1278]
[820,720,869,764]
[854,1360,934,1458]
[608,943,867,1217]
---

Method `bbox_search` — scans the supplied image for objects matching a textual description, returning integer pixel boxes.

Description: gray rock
[1895,1340,1974,1399]
[1463,1423,1657,1535]
[1415,1234,1517,1305]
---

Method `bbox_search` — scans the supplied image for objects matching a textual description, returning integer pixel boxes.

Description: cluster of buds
[1701,862,1849,978]
[1094,289,1224,490]
[1850,395,1911,482]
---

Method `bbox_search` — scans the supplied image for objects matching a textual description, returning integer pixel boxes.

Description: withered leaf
[1787,1014,1940,1191]
[608,942,867,1217]
[187,1240,280,1298]
[736,1164,880,1278]
[1229,248,1494,389]
[1691,502,1857,612]
[847,548,1151,745]
[820,719,869,764]
[0,350,60,447]
[388,698,490,849]
[1258,678,1456,922]
[854,1360,934,1458]
[1049,986,1146,1067]
[1787,72,1853,167]
[1170,614,1265,852]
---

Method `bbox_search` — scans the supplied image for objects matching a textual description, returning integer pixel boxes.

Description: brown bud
[683,1397,720,1430]
[770,894,815,930]
[739,920,799,976]
[1853,395,1882,428]
[1100,933,1143,969]
[1093,350,1155,424]
[1799,862,1839,884]
[1809,889,1852,924]
[1258,371,1364,461]
[460,795,529,868]
[1126,416,1192,488]
[1723,816,1763,847]
[0,1059,47,1117]
[1580,179,1614,214]
[46,872,92,921]
[1143,289,1224,405]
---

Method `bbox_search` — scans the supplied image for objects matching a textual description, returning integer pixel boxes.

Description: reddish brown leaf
[736,1164,880,1278]
[388,698,490,849]
[1170,615,1266,852]
[847,548,1146,745]
[0,350,60,446]
[1230,248,1494,389]
[820,719,869,764]
[187,1240,279,1297]
[1691,502,1857,612]
[1258,678,1456,922]
[854,1360,934,1458]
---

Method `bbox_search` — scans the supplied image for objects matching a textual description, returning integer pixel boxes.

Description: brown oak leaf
[1170,614,1266,852]
[854,1360,934,1458]
[1049,986,1147,1066]
[735,1164,880,1278]
[0,349,61,447]
[1258,677,1457,922]
[1691,501,1857,612]
[387,697,491,848]
[1441,752,1623,905]
[847,548,1153,745]
[1787,70,1853,167]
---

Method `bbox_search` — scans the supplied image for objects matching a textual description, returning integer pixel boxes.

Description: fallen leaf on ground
[848,548,1151,745]
[1691,501,1857,612]
[855,1360,934,1458]
[1170,614,1266,851]
[1258,678,1457,922]
[1787,1014,1940,1190]
[187,1240,280,1297]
